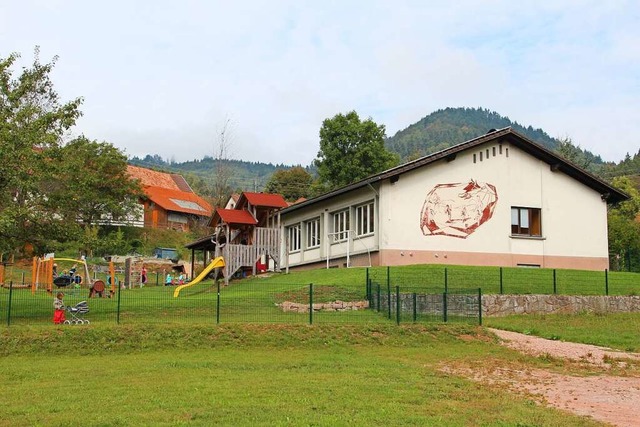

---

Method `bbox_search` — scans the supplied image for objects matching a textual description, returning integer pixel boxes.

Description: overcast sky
[2,1,639,165]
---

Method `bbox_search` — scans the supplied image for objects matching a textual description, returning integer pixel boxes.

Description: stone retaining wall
[483,294,640,317]
[279,300,369,313]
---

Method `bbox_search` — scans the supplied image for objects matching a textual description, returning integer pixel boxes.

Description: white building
[280,128,627,271]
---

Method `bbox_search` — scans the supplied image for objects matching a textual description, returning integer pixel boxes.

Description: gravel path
[445,329,640,426]
[487,329,640,427]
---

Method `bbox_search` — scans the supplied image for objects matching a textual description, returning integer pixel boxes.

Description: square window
[511,207,541,236]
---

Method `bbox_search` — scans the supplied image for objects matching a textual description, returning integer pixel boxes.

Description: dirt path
[447,329,640,426]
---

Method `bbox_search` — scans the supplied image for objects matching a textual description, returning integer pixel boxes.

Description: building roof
[236,192,289,209]
[170,174,193,192]
[211,208,258,226]
[282,127,629,214]
[127,165,212,217]
[143,186,212,217]
[127,165,183,191]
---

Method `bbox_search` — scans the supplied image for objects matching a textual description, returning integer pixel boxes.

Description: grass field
[486,312,640,352]
[3,264,639,425]
[3,262,639,296]
[0,323,609,426]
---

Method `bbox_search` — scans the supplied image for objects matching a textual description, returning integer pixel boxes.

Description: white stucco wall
[379,141,609,265]
[281,140,610,270]
[281,187,380,267]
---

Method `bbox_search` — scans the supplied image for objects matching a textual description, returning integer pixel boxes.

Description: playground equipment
[33,256,118,297]
[173,257,225,298]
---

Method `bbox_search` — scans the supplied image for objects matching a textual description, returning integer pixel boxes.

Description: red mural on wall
[420,179,498,238]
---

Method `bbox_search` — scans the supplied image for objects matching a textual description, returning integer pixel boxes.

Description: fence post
[412,292,417,323]
[116,281,122,324]
[444,268,448,293]
[376,283,381,312]
[553,269,557,295]
[22,272,25,287]
[605,269,609,296]
[7,281,13,326]
[395,286,400,325]
[309,283,313,325]
[478,288,483,326]
[499,267,503,294]
[443,291,448,322]
[386,266,390,291]
[156,272,159,286]
[216,280,221,324]
[387,282,392,320]
[365,268,369,298]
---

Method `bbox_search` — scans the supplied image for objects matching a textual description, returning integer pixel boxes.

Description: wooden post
[109,261,116,294]
[32,257,37,294]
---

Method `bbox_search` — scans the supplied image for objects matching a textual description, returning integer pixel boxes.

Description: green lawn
[486,312,640,352]
[0,323,605,426]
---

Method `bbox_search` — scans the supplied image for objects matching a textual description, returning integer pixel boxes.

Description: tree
[607,177,640,271]
[314,111,398,190]
[211,117,234,207]
[47,136,143,226]
[0,48,83,254]
[264,166,314,201]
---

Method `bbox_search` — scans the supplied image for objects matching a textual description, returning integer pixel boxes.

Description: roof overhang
[281,127,628,215]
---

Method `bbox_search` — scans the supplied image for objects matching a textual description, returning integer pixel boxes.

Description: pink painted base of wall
[379,249,609,271]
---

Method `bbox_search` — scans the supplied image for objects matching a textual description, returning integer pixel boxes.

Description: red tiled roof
[127,165,182,191]
[212,208,258,226]
[237,192,288,209]
[170,174,193,192]
[144,185,212,217]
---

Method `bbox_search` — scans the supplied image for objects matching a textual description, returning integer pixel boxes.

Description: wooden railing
[222,227,280,283]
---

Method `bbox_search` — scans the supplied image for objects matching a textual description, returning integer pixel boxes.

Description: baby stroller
[64,301,90,325]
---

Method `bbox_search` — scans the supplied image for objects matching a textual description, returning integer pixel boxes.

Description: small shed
[154,247,179,260]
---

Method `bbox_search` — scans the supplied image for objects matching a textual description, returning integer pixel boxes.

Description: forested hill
[385,107,602,164]
[130,107,637,195]
[128,155,289,193]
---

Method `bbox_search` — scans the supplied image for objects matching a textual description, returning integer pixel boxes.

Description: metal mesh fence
[366,282,481,325]
[1,281,387,327]
[366,265,640,296]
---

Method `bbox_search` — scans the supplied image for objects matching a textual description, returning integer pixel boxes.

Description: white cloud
[2,0,638,164]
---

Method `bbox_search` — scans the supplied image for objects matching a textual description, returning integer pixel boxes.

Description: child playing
[53,292,66,324]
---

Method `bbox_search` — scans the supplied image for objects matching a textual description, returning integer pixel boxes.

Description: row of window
[289,204,541,251]
[287,201,375,252]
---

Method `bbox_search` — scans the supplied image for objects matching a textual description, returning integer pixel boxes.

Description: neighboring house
[224,193,240,210]
[127,165,213,231]
[279,128,628,271]
[185,192,288,282]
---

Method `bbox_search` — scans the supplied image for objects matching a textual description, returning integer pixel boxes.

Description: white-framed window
[287,224,301,252]
[332,209,350,242]
[511,207,542,237]
[355,201,375,236]
[306,218,320,249]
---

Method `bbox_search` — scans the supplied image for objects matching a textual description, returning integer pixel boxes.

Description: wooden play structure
[32,256,118,297]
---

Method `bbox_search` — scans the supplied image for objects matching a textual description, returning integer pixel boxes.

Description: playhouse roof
[236,192,288,209]
[210,208,258,227]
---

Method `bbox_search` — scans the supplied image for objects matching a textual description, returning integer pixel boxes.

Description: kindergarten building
[278,128,627,271]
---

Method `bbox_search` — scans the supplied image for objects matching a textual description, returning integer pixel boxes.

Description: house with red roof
[186,191,288,282]
[127,165,213,232]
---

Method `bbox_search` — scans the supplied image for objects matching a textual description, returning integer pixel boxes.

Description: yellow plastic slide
[173,256,225,298]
